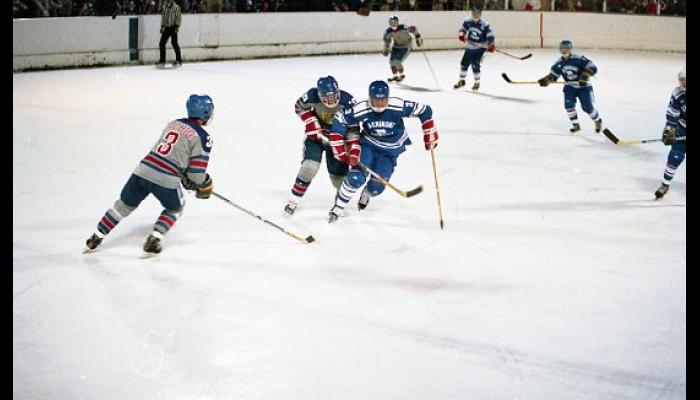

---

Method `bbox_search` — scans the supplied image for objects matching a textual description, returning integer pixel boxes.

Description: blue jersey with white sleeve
[459,18,495,50]
[331,97,432,156]
[666,87,686,139]
[549,54,597,89]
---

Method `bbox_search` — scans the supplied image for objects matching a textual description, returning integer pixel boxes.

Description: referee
[157,0,182,68]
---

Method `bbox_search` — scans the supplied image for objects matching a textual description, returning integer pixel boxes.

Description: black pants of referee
[158,26,182,64]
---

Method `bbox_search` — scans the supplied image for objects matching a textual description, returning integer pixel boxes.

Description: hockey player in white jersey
[84,94,215,255]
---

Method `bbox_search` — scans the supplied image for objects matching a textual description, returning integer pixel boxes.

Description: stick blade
[602,128,620,145]
[405,186,423,197]
[439,220,444,230]
[520,54,533,60]
[304,235,316,244]
[501,73,512,83]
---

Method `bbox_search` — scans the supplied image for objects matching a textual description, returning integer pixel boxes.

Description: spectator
[645,0,658,14]
[608,0,622,12]
[484,0,503,9]
[574,0,583,11]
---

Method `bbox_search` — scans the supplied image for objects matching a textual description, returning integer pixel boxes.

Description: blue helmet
[186,94,214,122]
[471,6,481,17]
[389,15,399,25]
[317,76,340,107]
[559,40,573,50]
[368,80,390,112]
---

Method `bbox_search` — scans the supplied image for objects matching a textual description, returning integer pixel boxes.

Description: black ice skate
[655,183,670,200]
[388,76,400,82]
[471,81,480,91]
[358,189,371,211]
[453,79,466,89]
[328,206,343,223]
[143,233,163,254]
[84,232,104,252]
[284,199,298,216]
[570,123,581,133]
[594,118,603,133]
[395,74,405,82]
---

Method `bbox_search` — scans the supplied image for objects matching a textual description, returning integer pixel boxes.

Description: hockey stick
[501,73,565,85]
[429,147,444,230]
[358,162,423,198]
[212,192,315,244]
[495,49,532,60]
[422,51,441,89]
[602,128,663,146]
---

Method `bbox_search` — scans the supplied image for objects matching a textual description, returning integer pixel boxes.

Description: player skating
[84,95,215,255]
[453,7,495,92]
[383,15,423,83]
[655,66,686,200]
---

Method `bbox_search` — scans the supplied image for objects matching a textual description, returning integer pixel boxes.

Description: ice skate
[284,199,298,216]
[173,61,182,68]
[83,232,104,253]
[654,183,669,200]
[594,118,603,133]
[328,206,343,223]
[471,81,480,91]
[395,74,405,82]
[388,75,400,82]
[570,123,581,133]
[358,189,371,211]
[143,232,163,255]
[453,79,466,89]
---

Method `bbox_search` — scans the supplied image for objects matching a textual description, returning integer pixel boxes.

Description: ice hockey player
[285,76,356,215]
[655,66,686,200]
[453,7,495,92]
[382,15,423,83]
[84,94,215,255]
[327,80,439,223]
[537,40,603,134]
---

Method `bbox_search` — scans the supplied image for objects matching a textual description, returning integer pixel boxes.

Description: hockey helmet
[559,39,573,58]
[389,15,399,28]
[186,94,214,124]
[679,66,686,91]
[471,7,481,19]
[317,76,340,107]
[369,80,390,113]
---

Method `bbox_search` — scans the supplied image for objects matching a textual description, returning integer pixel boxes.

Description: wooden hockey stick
[359,162,423,198]
[501,73,565,85]
[429,147,444,230]
[212,192,315,244]
[602,129,663,146]
[422,51,441,89]
[495,49,533,60]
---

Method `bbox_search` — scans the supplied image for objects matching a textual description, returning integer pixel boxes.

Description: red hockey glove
[458,32,466,43]
[329,132,350,164]
[487,42,495,53]
[300,110,323,142]
[347,137,361,166]
[422,119,438,150]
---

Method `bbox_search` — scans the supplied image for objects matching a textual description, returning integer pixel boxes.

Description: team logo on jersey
[319,110,335,125]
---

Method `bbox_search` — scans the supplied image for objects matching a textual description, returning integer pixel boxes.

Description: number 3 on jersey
[156,131,179,156]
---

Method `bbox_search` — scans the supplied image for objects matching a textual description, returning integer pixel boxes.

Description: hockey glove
[181,175,198,190]
[347,138,361,166]
[329,132,350,164]
[195,175,214,199]
[415,36,423,47]
[487,42,495,53]
[579,70,592,87]
[422,119,439,150]
[300,110,324,142]
[662,125,677,146]
[458,31,466,43]
[538,76,551,87]
[382,48,389,57]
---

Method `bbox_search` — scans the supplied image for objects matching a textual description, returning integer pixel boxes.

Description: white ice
[13,48,685,399]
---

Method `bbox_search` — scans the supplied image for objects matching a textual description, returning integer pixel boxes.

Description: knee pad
[298,159,321,182]
[366,179,385,196]
[346,170,367,189]
[669,149,686,166]
[114,199,136,217]
[329,174,344,189]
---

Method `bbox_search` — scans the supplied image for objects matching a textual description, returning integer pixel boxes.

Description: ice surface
[14,49,685,399]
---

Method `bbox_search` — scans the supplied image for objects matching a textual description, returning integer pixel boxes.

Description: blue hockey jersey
[549,54,598,88]
[666,87,686,139]
[459,18,495,50]
[331,97,432,156]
